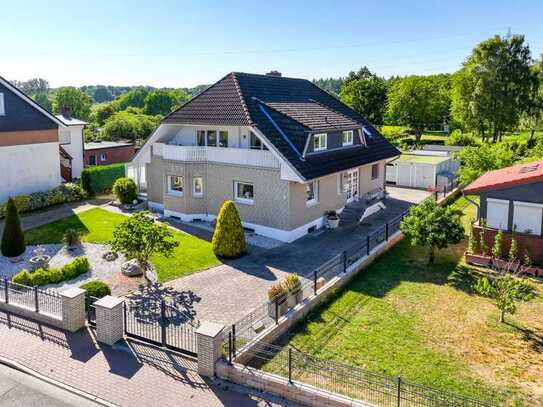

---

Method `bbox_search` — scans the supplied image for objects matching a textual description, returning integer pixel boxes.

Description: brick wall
[84,146,135,166]
[474,225,543,265]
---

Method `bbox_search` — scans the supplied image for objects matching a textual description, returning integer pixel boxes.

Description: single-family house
[464,160,543,264]
[128,71,399,242]
[84,140,136,166]
[0,75,85,203]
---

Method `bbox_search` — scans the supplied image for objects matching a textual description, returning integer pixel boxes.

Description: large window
[313,133,327,152]
[486,198,509,230]
[342,130,353,146]
[193,177,203,197]
[197,130,206,146]
[234,181,254,204]
[306,181,318,206]
[219,131,229,147]
[206,130,217,147]
[371,163,379,180]
[513,201,543,235]
[168,175,184,196]
[0,93,5,115]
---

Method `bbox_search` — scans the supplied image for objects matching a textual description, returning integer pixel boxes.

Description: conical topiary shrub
[1,197,26,257]
[212,200,246,258]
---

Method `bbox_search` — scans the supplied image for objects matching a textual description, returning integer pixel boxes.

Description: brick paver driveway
[0,311,295,407]
[168,195,415,325]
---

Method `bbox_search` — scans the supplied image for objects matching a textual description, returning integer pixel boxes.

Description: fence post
[366,235,370,255]
[228,331,233,365]
[342,251,347,272]
[34,287,39,312]
[232,324,236,358]
[123,302,127,333]
[160,300,167,347]
[4,277,8,304]
[397,376,401,407]
[274,299,279,325]
[288,347,293,384]
[385,223,389,241]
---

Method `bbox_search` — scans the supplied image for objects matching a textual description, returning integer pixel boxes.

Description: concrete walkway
[0,310,295,407]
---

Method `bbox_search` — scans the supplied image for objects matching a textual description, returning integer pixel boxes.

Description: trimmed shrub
[80,280,111,299]
[29,268,50,286]
[212,200,246,258]
[81,163,126,195]
[48,268,65,284]
[1,198,26,257]
[11,270,32,286]
[62,256,90,280]
[112,177,137,204]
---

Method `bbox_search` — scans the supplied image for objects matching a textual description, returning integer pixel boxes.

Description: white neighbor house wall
[0,142,61,203]
[60,125,84,178]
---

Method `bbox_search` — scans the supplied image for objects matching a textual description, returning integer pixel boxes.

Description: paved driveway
[168,195,415,325]
[386,186,432,204]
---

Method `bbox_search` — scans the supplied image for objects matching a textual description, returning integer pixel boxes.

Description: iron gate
[123,298,199,357]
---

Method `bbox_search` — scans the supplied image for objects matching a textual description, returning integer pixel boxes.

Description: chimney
[266,70,282,77]
[62,106,72,119]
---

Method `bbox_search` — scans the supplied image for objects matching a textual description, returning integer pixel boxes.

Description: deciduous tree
[52,87,93,120]
[340,67,387,124]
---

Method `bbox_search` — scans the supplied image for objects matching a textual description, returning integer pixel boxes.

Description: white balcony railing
[153,143,281,169]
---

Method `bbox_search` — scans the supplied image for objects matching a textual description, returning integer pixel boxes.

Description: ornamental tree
[400,199,464,263]
[111,211,178,267]
[1,197,26,257]
[212,200,246,258]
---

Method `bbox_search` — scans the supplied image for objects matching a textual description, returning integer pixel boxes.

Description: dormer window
[313,133,327,152]
[0,93,5,116]
[342,130,353,146]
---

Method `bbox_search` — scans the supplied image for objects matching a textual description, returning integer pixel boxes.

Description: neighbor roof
[421,144,464,153]
[163,72,399,180]
[56,114,87,126]
[464,160,543,194]
[393,153,449,165]
[85,141,134,150]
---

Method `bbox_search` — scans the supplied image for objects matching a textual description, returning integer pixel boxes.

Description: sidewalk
[0,310,294,407]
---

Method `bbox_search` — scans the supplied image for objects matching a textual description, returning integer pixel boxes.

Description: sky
[2,0,543,88]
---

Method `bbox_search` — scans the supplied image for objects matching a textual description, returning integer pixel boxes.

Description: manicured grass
[267,197,542,406]
[25,208,221,282]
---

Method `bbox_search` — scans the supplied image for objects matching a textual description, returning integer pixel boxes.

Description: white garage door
[386,164,397,184]
[397,164,412,186]
[486,198,509,230]
[414,164,434,189]
[513,201,543,235]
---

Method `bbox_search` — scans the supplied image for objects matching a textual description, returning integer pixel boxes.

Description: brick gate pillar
[94,296,124,346]
[196,321,225,377]
[60,287,86,332]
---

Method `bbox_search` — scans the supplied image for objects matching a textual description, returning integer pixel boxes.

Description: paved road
[0,363,99,407]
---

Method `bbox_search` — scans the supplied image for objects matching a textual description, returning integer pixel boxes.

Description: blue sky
[2,0,543,87]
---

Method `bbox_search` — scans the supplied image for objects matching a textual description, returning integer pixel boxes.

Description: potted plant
[325,210,340,229]
[267,283,287,320]
[464,222,492,266]
[284,274,302,308]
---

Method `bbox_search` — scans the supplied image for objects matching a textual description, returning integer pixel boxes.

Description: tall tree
[386,75,445,142]
[17,78,49,96]
[340,67,388,124]
[52,87,93,120]
[33,93,52,111]
[452,35,537,142]
[1,198,26,258]
[519,60,543,144]
[144,90,178,116]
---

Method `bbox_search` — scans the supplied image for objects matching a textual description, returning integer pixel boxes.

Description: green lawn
[265,197,542,406]
[26,208,221,281]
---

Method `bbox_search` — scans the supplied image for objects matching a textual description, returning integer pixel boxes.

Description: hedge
[12,256,90,287]
[0,183,86,219]
[81,163,126,195]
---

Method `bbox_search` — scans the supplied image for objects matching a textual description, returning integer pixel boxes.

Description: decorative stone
[121,259,144,276]
[102,251,118,262]
[316,277,326,290]
[132,199,138,205]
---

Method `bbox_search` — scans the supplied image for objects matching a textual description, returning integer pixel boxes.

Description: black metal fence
[228,339,496,407]
[86,295,99,327]
[0,277,62,318]
[123,298,199,357]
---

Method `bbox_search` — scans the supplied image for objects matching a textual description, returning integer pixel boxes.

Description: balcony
[153,143,281,169]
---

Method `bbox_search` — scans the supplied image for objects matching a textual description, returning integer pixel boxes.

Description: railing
[230,340,496,407]
[86,295,99,327]
[0,277,62,319]
[154,143,281,169]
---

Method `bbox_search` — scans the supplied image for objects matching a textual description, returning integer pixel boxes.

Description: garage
[386,152,454,189]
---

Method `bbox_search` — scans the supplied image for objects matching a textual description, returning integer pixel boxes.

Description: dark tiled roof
[164,72,399,180]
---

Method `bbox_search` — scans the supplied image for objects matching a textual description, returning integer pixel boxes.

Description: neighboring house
[128,71,399,242]
[464,160,543,264]
[84,141,136,166]
[57,113,86,180]
[0,75,85,203]
[386,149,459,190]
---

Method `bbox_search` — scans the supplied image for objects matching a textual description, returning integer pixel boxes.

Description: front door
[343,169,359,203]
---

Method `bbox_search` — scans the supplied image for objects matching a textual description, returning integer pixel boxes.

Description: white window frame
[306,180,319,207]
[167,175,184,196]
[192,176,204,197]
[513,201,543,235]
[313,133,327,152]
[342,130,353,146]
[486,198,509,230]
[100,152,107,162]
[234,181,254,205]
[0,93,5,115]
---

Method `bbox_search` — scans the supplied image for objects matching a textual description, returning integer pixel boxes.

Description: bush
[62,256,90,280]
[30,268,50,286]
[80,163,126,195]
[212,200,246,258]
[1,198,26,257]
[283,274,301,293]
[63,229,81,247]
[80,280,111,299]
[48,268,65,284]
[11,270,32,286]
[446,130,479,147]
[112,177,137,204]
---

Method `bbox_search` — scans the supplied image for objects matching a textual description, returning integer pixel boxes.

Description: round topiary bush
[212,200,246,258]
[80,280,111,303]
[1,197,26,257]
[112,177,137,204]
